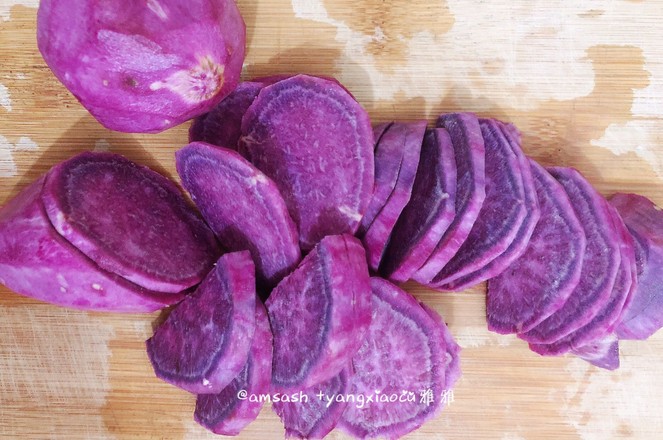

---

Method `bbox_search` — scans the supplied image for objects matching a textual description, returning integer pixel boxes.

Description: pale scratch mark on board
[0,0,39,22]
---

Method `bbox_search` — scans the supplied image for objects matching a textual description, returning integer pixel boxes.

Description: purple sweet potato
[610,193,663,340]
[146,251,256,394]
[428,118,531,289]
[37,0,246,133]
[487,160,586,334]
[266,234,371,391]
[41,152,219,293]
[189,81,265,150]
[240,74,374,250]
[361,121,426,271]
[521,167,621,344]
[195,302,273,435]
[438,121,540,291]
[176,142,300,289]
[339,278,455,439]
[414,113,486,283]
[0,177,183,312]
[379,128,457,282]
[572,335,620,371]
[273,367,351,439]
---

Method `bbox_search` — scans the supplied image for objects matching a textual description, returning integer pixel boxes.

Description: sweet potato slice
[266,234,371,390]
[194,302,273,435]
[361,121,426,271]
[0,177,183,312]
[379,128,457,282]
[176,142,300,289]
[487,160,586,334]
[273,368,351,439]
[339,278,455,439]
[428,118,530,289]
[610,193,663,340]
[240,74,374,250]
[521,167,621,344]
[146,251,256,394]
[414,113,486,283]
[189,81,265,150]
[41,151,219,293]
[572,335,620,370]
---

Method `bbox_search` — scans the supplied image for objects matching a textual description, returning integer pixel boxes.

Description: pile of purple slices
[2,73,663,439]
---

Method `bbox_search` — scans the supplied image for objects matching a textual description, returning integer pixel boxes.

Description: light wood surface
[2,1,663,439]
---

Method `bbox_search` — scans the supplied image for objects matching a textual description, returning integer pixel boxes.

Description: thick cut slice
[339,278,453,439]
[379,128,457,282]
[422,302,462,393]
[240,74,374,250]
[146,251,256,394]
[358,121,425,238]
[273,367,351,439]
[0,177,183,312]
[610,193,663,340]
[487,160,586,334]
[521,167,621,344]
[572,335,620,370]
[176,142,300,289]
[414,113,486,283]
[195,302,273,436]
[41,151,219,293]
[428,118,529,288]
[189,81,265,150]
[362,121,426,271]
[266,234,371,390]
[530,205,636,356]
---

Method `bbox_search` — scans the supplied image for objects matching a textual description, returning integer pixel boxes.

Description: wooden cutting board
[2,1,663,439]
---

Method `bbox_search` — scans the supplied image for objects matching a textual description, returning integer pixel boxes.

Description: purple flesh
[195,302,273,436]
[428,118,529,289]
[266,234,371,390]
[273,367,351,439]
[189,81,265,150]
[37,0,245,133]
[521,167,621,344]
[439,121,540,291]
[41,151,219,294]
[487,160,586,334]
[240,74,374,250]
[379,128,457,282]
[339,277,451,439]
[572,335,620,370]
[176,142,301,290]
[0,177,183,312]
[362,121,426,271]
[414,113,486,283]
[610,193,663,340]
[146,251,256,394]
[531,205,636,356]
[422,302,462,393]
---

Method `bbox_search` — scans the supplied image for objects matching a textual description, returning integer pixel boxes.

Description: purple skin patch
[487,160,586,334]
[240,74,374,251]
[530,204,636,357]
[610,193,663,340]
[379,128,457,282]
[189,81,265,150]
[273,367,351,439]
[428,118,530,289]
[361,121,426,271]
[195,302,273,436]
[413,113,486,284]
[176,142,301,290]
[146,251,256,394]
[521,167,621,345]
[41,152,220,294]
[266,234,371,391]
[0,177,183,312]
[339,277,451,439]
[37,0,246,133]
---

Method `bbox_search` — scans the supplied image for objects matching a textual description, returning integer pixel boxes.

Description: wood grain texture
[2,1,663,439]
